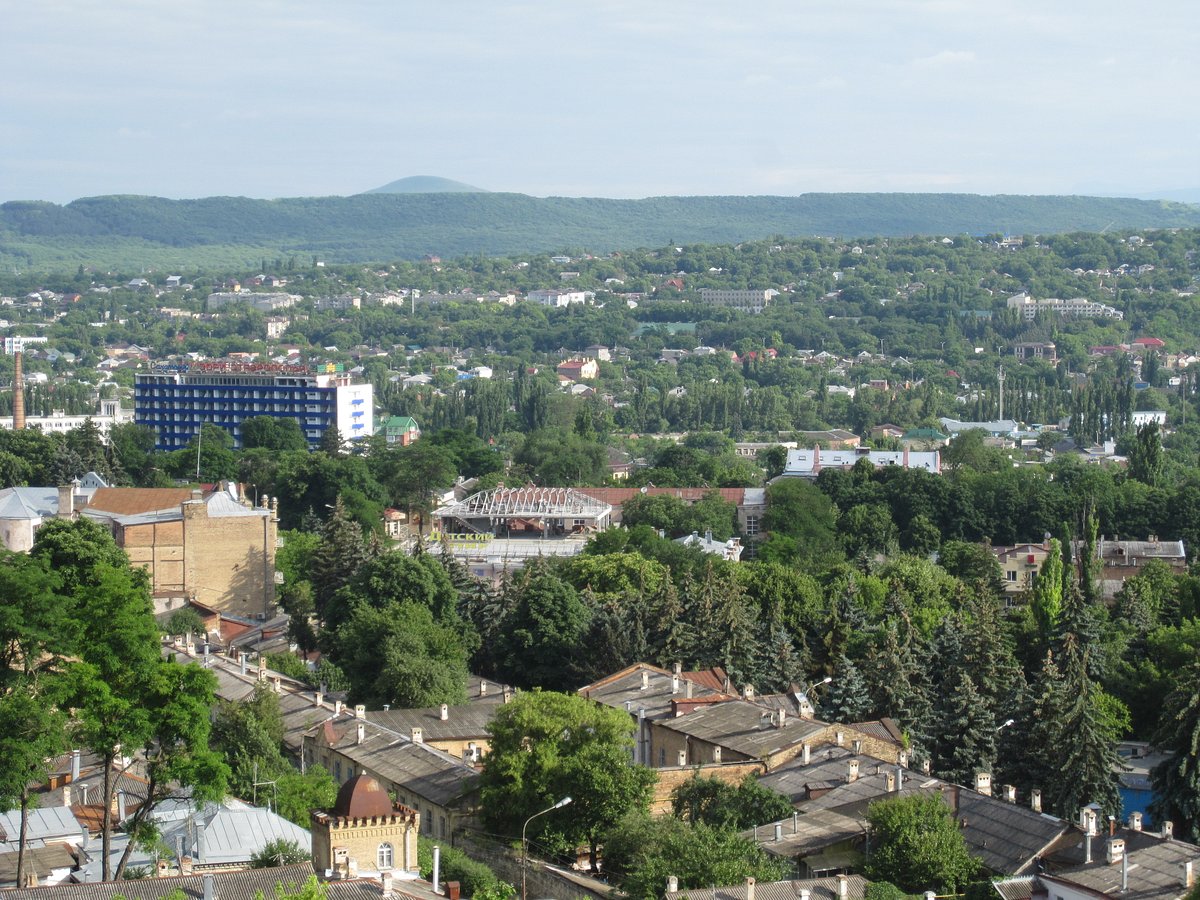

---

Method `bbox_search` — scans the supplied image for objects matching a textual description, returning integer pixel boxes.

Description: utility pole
[997,365,1006,421]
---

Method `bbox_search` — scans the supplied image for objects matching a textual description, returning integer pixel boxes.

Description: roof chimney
[57,484,75,518]
[640,671,649,690]
[1081,806,1098,835]
[1003,784,1016,803]
[673,662,682,676]
[334,700,344,715]
[1163,820,1174,840]
[440,703,449,721]
[847,760,859,783]
[773,823,782,842]
[974,772,992,796]
[742,685,755,700]
[1185,861,1195,890]
[837,875,848,900]
[62,784,72,808]
[1031,789,1042,813]
[1106,838,1125,866]
[355,704,366,720]
[671,674,680,694]
[776,708,787,729]
[667,877,679,894]
[1128,811,1143,831]
[685,679,694,699]
[801,743,810,765]
[203,873,215,900]
[746,877,756,900]
[70,750,80,782]
[315,691,324,707]
[479,680,488,698]
[356,722,365,745]
[412,727,423,744]
[885,772,896,792]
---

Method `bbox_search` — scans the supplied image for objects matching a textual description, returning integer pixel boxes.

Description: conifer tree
[310,496,373,625]
[1045,640,1122,818]
[1150,661,1200,842]
[866,621,933,754]
[935,671,997,787]
[821,654,873,723]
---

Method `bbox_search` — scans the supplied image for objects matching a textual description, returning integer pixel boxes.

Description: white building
[698,289,774,314]
[780,446,941,477]
[525,289,593,307]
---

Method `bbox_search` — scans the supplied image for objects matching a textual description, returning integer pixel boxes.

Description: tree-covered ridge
[3,192,1200,271]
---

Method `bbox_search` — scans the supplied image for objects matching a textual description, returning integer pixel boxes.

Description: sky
[3,0,1198,204]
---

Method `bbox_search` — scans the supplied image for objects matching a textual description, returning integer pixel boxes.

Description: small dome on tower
[332,774,394,818]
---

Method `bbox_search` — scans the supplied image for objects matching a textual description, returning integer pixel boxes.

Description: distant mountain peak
[362,176,487,194]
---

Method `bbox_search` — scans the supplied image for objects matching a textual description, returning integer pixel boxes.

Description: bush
[266,651,312,683]
[251,838,311,868]
[416,839,514,899]
[865,883,909,900]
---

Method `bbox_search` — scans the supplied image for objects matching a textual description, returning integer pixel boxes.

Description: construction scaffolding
[433,486,613,537]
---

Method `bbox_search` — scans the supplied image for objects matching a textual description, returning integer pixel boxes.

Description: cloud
[910,49,976,69]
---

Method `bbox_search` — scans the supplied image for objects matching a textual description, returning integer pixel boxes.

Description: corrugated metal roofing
[86,488,194,516]
[666,875,869,900]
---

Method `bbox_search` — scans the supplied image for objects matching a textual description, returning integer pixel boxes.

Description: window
[658,748,666,767]
[745,515,760,536]
[1006,571,1018,582]
[377,843,394,870]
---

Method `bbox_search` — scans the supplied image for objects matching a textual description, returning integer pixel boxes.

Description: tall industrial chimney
[12,350,25,430]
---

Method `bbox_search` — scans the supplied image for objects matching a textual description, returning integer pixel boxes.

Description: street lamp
[522,796,572,900]
[797,676,832,718]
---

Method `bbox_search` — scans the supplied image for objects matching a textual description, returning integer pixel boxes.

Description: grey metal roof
[313,719,479,809]
[666,875,869,900]
[0,808,85,848]
[755,753,1067,876]
[367,705,499,741]
[1044,829,1200,900]
[578,663,730,721]
[74,800,311,881]
[0,487,57,520]
[1,863,438,900]
[655,700,826,759]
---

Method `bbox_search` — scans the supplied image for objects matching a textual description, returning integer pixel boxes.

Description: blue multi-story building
[135,361,374,451]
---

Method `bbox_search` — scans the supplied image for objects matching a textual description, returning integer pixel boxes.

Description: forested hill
[3,191,1200,271]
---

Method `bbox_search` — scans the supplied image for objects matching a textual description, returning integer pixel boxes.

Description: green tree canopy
[480,690,655,868]
[864,794,979,893]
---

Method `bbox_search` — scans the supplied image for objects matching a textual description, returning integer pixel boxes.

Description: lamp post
[522,796,572,900]
[797,676,832,716]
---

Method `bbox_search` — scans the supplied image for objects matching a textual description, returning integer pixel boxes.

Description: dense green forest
[3,191,1199,272]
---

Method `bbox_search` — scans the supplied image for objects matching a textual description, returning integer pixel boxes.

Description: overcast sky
[3,0,1198,204]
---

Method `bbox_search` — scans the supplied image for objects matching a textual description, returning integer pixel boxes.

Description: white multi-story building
[525,289,592,307]
[1007,293,1123,320]
[698,289,775,314]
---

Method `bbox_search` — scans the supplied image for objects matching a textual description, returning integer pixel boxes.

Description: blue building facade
[135,363,373,451]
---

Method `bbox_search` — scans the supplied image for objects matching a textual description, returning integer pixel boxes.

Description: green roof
[378,415,419,430]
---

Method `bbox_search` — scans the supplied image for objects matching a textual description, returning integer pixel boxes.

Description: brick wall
[649,761,765,814]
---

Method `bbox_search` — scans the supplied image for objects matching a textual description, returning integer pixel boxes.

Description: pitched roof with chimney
[754,751,1068,876]
[0,863,443,900]
[1039,825,1200,899]
[578,662,733,721]
[306,716,479,809]
[666,875,869,900]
